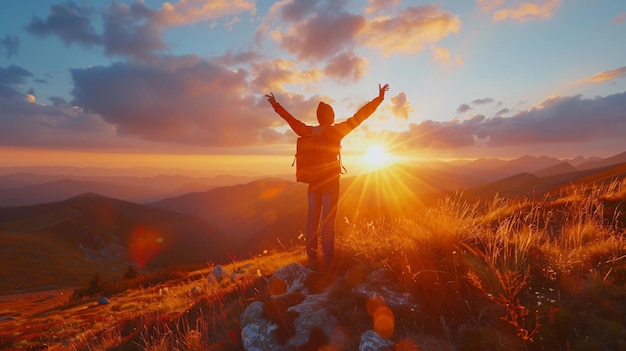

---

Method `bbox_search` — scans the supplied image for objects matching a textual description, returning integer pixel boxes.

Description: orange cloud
[432,47,463,65]
[389,92,414,120]
[570,66,626,85]
[251,58,322,92]
[365,0,401,14]
[362,5,461,56]
[491,0,560,22]
[477,0,504,12]
[323,51,370,83]
[158,0,256,25]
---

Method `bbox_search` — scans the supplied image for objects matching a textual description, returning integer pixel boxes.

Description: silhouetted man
[266,84,389,270]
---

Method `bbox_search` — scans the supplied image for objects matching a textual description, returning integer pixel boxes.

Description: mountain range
[1,151,625,292]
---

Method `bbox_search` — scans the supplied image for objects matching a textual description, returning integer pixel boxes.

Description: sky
[0,0,625,174]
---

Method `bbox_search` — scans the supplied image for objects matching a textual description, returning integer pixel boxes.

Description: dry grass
[1,180,625,350]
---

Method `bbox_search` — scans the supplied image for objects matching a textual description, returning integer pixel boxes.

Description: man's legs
[306,191,322,267]
[320,184,340,269]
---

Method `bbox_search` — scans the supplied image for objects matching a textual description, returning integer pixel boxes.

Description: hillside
[462,162,626,201]
[0,179,161,207]
[3,160,625,294]
[149,165,484,248]
[0,193,228,292]
[0,176,624,351]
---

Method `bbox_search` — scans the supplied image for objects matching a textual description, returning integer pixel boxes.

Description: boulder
[270,263,312,294]
[240,301,281,351]
[352,269,418,310]
[240,264,344,350]
[286,294,348,349]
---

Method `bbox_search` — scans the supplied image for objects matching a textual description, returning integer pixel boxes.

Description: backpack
[293,126,346,183]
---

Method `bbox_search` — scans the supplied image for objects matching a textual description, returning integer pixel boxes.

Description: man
[266,84,389,270]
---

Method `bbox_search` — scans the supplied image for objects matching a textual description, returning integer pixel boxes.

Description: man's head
[317,102,335,125]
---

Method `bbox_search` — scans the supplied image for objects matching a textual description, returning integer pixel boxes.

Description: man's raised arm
[342,83,389,132]
[265,93,311,136]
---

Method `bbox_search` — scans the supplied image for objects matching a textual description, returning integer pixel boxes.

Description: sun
[362,145,391,167]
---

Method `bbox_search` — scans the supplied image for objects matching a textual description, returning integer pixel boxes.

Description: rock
[352,269,418,310]
[270,263,312,294]
[240,264,342,350]
[368,268,395,284]
[240,301,281,351]
[287,294,348,349]
[209,265,231,282]
[98,296,110,305]
[359,330,394,351]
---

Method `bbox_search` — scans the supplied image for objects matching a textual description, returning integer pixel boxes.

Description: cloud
[323,51,369,83]
[389,92,413,120]
[365,0,401,14]
[1,35,19,59]
[488,0,561,22]
[432,47,462,65]
[398,92,626,149]
[472,97,495,105]
[156,0,255,25]
[495,108,510,116]
[250,58,322,92]
[275,10,367,61]
[70,55,283,147]
[264,2,460,63]
[0,65,33,98]
[612,13,626,23]
[457,104,471,114]
[27,1,256,61]
[570,66,626,85]
[456,97,495,114]
[477,0,504,12]
[214,50,264,66]
[101,2,166,60]
[26,1,101,46]
[0,83,115,148]
[362,5,461,56]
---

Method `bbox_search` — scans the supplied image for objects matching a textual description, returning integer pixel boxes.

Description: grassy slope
[1,179,625,350]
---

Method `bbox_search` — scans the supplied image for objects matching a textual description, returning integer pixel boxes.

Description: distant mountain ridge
[0,172,281,207]
[1,151,625,207]
[533,162,579,178]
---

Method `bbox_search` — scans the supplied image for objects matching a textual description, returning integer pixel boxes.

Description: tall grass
[337,179,626,350]
[10,180,623,350]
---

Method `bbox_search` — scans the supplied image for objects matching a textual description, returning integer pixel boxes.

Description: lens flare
[366,297,395,338]
[129,225,167,267]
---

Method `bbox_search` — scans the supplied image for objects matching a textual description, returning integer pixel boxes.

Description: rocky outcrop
[240,263,419,350]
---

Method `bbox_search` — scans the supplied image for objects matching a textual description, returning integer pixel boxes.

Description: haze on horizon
[1,0,625,173]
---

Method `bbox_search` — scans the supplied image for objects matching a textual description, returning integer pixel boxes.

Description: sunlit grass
[2,180,624,350]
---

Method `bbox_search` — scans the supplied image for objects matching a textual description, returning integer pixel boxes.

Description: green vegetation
[1,179,624,350]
